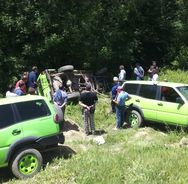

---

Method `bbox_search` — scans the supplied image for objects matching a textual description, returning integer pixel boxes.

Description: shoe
[113,127,120,130]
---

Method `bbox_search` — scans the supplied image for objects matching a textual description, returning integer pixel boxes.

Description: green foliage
[160,69,188,83]
[0,0,188,92]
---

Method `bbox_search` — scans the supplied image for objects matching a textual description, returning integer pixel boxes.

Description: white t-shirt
[119,69,126,80]
[6,91,18,97]
[152,74,159,81]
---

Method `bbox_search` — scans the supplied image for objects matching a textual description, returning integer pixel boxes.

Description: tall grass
[160,69,188,83]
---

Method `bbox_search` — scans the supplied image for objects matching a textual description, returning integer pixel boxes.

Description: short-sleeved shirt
[28,71,37,88]
[53,89,68,106]
[117,91,129,106]
[111,83,120,99]
[79,91,98,106]
[14,88,24,96]
[15,80,27,94]
[119,69,126,81]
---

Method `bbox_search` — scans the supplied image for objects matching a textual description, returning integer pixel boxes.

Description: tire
[127,110,143,128]
[67,91,80,101]
[10,148,43,179]
[58,65,74,72]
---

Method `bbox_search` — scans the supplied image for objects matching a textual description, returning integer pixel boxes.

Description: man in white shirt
[118,65,126,83]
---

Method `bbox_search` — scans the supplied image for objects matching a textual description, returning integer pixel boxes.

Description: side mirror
[176,97,184,104]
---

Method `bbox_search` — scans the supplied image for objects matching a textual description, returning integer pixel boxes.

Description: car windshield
[177,86,188,101]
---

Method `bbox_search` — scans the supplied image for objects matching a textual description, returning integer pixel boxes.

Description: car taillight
[54,114,59,123]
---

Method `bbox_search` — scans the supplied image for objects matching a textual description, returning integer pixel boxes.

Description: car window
[177,86,188,101]
[16,100,51,122]
[160,86,181,103]
[0,104,15,129]
[123,83,138,95]
[139,84,157,99]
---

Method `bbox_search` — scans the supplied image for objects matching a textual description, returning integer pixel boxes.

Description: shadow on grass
[42,145,76,164]
[62,120,80,132]
[143,121,188,134]
[0,167,14,183]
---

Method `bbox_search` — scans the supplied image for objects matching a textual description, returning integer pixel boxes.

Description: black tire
[126,110,143,128]
[10,148,43,179]
[67,91,80,101]
[58,65,74,72]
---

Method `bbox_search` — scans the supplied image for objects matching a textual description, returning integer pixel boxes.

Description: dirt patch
[128,127,167,146]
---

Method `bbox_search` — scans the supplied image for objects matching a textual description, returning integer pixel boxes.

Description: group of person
[110,61,159,130]
[118,61,159,82]
[6,66,38,98]
[52,77,98,136]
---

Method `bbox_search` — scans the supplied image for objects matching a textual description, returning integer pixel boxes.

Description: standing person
[111,76,120,113]
[28,66,38,94]
[15,74,28,94]
[79,84,98,136]
[134,63,144,80]
[152,68,159,81]
[118,65,126,83]
[53,84,68,123]
[6,84,18,97]
[113,86,131,129]
[148,61,159,80]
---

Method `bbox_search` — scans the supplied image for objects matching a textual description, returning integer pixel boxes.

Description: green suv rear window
[0,104,15,129]
[15,100,51,122]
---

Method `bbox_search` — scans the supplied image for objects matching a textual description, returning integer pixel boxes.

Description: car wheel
[10,148,43,179]
[58,65,74,72]
[127,110,143,128]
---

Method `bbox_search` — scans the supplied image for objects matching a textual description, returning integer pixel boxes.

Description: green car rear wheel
[11,148,42,179]
[127,110,143,128]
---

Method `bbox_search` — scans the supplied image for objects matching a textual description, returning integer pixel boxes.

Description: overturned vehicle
[37,65,108,102]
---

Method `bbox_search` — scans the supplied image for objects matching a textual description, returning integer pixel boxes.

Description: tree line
[0,0,188,94]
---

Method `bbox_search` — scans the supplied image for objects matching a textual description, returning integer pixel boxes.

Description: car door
[0,104,23,165]
[135,84,158,121]
[15,100,57,138]
[157,86,188,125]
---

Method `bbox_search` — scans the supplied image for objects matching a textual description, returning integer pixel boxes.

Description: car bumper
[36,132,65,148]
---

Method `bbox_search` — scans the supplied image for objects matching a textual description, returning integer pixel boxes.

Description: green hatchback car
[0,95,64,179]
[123,80,188,128]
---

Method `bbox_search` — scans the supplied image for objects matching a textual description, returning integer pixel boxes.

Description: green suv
[0,95,64,179]
[123,80,188,128]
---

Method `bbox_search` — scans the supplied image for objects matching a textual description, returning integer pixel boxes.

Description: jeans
[115,106,125,128]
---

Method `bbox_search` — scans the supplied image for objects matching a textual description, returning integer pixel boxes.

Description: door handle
[157,103,163,106]
[135,99,140,102]
[12,129,21,135]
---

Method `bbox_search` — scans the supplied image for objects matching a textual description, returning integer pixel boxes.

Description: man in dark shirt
[28,66,38,94]
[79,84,98,135]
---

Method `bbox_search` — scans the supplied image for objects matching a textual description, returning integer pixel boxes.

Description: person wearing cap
[28,66,38,94]
[79,84,98,135]
[113,86,131,129]
[111,76,120,113]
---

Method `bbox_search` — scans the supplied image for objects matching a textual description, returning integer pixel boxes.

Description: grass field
[3,94,188,184]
